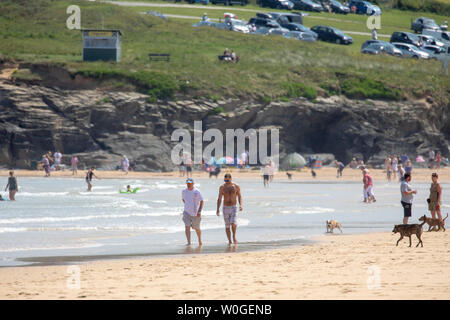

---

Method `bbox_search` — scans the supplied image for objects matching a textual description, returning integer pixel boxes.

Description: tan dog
[419,213,448,232]
[326,220,343,233]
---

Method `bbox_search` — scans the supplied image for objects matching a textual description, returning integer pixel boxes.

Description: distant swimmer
[4,171,18,201]
[85,167,99,192]
[262,163,271,187]
[217,173,243,245]
[182,178,204,246]
[126,185,132,192]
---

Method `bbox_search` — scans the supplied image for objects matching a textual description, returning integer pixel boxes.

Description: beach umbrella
[224,156,234,164]
[216,157,227,165]
[280,153,306,170]
[416,156,425,162]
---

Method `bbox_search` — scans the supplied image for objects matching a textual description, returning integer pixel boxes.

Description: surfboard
[119,187,139,194]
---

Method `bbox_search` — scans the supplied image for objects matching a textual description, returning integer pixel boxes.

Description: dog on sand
[392,222,425,247]
[286,172,292,180]
[326,220,343,233]
[209,167,221,178]
[418,213,447,232]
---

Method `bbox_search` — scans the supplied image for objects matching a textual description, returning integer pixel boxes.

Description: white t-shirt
[54,152,62,163]
[182,188,204,216]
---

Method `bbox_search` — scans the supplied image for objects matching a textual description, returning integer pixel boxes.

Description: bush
[393,0,450,15]
[129,71,177,101]
[340,77,403,101]
[283,82,317,101]
[208,106,224,115]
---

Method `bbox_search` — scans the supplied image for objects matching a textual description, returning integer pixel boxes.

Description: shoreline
[1,231,449,299]
[1,167,448,183]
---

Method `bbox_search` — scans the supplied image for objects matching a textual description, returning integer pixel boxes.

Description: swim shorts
[263,174,269,181]
[223,206,237,228]
[182,211,201,230]
[401,201,412,217]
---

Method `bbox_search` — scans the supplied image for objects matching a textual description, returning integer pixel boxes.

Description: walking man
[122,155,129,175]
[182,178,203,246]
[217,173,243,245]
[401,172,417,224]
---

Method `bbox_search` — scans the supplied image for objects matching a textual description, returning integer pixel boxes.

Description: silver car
[284,31,317,42]
[361,43,403,57]
[392,42,431,59]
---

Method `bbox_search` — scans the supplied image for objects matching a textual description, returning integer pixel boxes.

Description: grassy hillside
[0,0,448,104]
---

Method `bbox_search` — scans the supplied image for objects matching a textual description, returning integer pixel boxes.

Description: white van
[422,29,450,44]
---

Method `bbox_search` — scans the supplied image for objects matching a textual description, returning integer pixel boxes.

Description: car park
[291,0,324,12]
[392,42,431,59]
[390,31,421,47]
[329,0,350,14]
[361,43,402,56]
[310,25,353,44]
[258,0,294,10]
[348,0,382,15]
[284,31,317,42]
[410,17,440,33]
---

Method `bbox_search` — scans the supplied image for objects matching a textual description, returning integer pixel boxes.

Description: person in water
[4,171,18,201]
[85,167,99,192]
[126,185,132,192]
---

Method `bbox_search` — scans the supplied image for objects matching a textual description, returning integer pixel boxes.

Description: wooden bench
[148,53,170,62]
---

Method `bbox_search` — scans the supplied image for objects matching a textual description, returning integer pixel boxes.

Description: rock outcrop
[0,81,448,171]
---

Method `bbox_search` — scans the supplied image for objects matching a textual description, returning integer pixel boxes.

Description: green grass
[0,0,448,104]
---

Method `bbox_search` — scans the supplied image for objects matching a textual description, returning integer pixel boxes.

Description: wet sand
[0,231,449,299]
[1,167,448,183]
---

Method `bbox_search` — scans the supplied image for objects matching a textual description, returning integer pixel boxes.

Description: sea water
[0,176,447,266]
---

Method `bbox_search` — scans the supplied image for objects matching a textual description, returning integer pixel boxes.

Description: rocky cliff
[0,80,449,171]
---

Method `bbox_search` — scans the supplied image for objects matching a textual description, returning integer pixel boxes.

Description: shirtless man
[217,173,243,245]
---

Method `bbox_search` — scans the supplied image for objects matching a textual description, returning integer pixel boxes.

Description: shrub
[283,82,317,101]
[208,106,224,115]
[340,77,403,101]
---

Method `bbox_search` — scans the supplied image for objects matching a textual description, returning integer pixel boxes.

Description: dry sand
[0,231,449,300]
[1,167,449,183]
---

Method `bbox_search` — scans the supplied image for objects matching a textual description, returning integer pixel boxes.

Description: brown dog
[418,213,448,232]
[392,222,425,247]
[326,220,343,234]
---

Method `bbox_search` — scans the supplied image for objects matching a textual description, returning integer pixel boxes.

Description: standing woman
[42,154,51,177]
[4,171,18,201]
[428,173,443,223]
[85,167,99,192]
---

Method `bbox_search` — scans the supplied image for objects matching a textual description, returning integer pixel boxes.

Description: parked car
[392,42,431,59]
[211,0,249,5]
[361,39,391,50]
[411,17,440,33]
[419,34,445,48]
[291,0,324,12]
[282,23,318,38]
[422,29,450,45]
[361,43,403,57]
[390,31,421,47]
[422,45,447,59]
[270,12,303,25]
[258,0,294,10]
[284,31,317,42]
[310,25,353,44]
[329,0,350,14]
[248,17,282,29]
[348,0,382,15]
[224,18,252,33]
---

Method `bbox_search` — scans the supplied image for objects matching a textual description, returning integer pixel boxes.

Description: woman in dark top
[4,171,18,201]
[85,167,99,192]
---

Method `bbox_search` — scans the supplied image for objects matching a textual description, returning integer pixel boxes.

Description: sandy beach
[1,167,448,183]
[0,231,449,300]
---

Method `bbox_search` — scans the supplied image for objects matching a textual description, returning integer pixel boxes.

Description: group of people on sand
[384,154,413,182]
[40,151,80,176]
[181,173,242,246]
